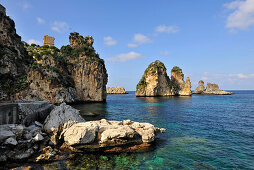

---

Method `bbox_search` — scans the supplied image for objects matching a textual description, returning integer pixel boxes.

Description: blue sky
[2,0,254,90]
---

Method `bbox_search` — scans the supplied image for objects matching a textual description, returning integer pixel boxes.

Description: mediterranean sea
[46,90,254,169]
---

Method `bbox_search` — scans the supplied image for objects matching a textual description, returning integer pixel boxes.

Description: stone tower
[43,35,55,46]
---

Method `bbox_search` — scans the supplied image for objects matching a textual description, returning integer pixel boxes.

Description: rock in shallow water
[57,119,166,151]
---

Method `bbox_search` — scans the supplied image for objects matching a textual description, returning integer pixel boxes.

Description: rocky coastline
[107,87,128,94]
[193,80,234,95]
[0,102,165,167]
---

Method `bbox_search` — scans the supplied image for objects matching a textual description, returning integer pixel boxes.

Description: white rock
[33,133,44,141]
[4,137,18,145]
[63,122,99,145]
[44,103,85,134]
[0,129,15,142]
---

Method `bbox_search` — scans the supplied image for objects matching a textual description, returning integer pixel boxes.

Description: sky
[1,0,254,90]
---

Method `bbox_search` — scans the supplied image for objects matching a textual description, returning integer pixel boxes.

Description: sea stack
[136,60,172,97]
[194,81,233,95]
[107,87,128,94]
[171,66,192,96]
[193,80,205,94]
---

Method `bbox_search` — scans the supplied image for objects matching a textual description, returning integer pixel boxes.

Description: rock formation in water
[136,60,172,96]
[0,103,165,164]
[0,4,33,100]
[171,66,192,96]
[136,61,192,97]
[0,5,108,104]
[193,80,233,95]
[107,87,128,94]
[193,80,205,94]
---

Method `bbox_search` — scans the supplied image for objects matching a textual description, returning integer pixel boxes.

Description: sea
[39,91,254,169]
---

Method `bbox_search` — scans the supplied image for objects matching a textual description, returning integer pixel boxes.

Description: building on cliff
[43,35,55,46]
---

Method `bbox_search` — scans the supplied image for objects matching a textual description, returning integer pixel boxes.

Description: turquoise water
[50,91,254,169]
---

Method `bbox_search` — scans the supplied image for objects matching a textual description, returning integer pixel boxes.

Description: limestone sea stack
[171,66,192,96]
[135,60,192,97]
[107,87,128,94]
[136,60,172,97]
[194,81,233,95]
[193,80,205,94]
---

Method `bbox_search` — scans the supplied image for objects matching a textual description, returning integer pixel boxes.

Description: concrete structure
[43,35,55,46]
[0,103,18,125]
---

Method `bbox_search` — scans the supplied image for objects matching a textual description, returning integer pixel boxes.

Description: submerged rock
[107,87,128,94]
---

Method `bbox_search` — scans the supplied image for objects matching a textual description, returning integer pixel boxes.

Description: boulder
[107,87,128,94]
[59,118,166,151]
[43,103,85,134]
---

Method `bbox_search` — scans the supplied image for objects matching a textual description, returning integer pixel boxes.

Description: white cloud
[22,2,31,10]
[236,73,254,78]
[104,36,117,46]
[224,0,254,30]
[160,51,170,55]
[51,21,69,33]
[127,43,139,48]
[37,17,45,24]
[27,39,42,46]
[133,34,152,44]
[108,51,143,62]
[155,25,179,33]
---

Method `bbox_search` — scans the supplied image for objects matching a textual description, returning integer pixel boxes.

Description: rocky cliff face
[136,60,172,97]
[193,80,233,95]
[16,33,108,104]
[171,66,192,96]
[0,4,32,100]
[193,80,205,94]
[107,87,128,94]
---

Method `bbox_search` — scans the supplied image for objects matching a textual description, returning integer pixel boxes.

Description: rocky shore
[193,80,233,95]
[107,87,128,94]
[0,102,166,166]
[136,60,192,97]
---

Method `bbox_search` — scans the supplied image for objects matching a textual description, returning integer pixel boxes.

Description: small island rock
[107,87,128,94]
[193,81,233,95]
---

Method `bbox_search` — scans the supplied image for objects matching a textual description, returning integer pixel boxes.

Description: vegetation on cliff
[137,60,169,90]
[171,66,182,74]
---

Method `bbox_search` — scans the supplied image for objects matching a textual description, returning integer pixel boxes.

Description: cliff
[0,4,33,100]
[136,60,172,97]
[0,4,108,103]
[107,87,128,94]
[171,66,192,96]
[16,33,108,103]
[194,81,233,95]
